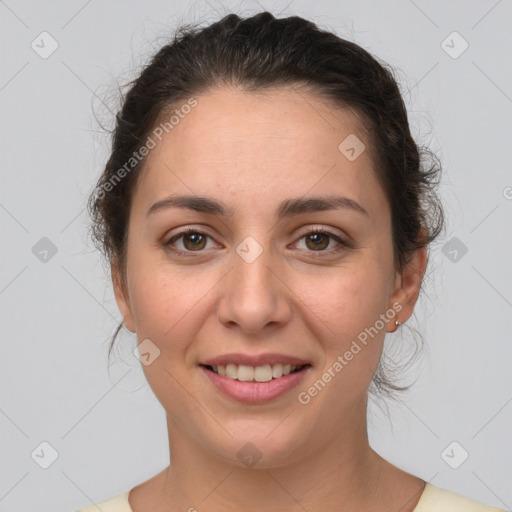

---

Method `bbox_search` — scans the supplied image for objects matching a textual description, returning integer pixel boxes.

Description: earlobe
[388,245,428,330]
[111,259,136,333]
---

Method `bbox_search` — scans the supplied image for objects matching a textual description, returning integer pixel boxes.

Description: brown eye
[181,232,207,251]
[293,228,351,258]
[305,232,330,251]
[164,228,214,257]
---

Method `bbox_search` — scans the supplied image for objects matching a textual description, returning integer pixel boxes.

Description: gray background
[1,1,511,511]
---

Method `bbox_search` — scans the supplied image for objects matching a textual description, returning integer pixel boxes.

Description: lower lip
[199,365,311,404]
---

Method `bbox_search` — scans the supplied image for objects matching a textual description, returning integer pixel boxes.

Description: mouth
[199,362,312,403]
[200,363,310,382]
[198,352,312,403]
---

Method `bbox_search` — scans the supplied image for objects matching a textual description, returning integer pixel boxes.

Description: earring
[391,320,402,333]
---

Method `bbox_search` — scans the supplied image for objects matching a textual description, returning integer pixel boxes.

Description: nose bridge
[234,235,273,293]
[217,234,290,332]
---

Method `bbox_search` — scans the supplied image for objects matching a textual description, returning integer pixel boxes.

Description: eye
[163,226,351,258]
[293,228,350,256]
[164,228,216,257]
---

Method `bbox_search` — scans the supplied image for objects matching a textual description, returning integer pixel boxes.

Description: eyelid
[294,224,348,241]
[164,226,218,250]
[164,224,215,240]
[291,226,352,251]
[164,224,348,243]
[163,225,352,257]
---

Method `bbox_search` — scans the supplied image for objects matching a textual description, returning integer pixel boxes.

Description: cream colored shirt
[75,482,508,511]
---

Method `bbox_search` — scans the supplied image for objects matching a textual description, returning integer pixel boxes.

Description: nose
[216,240,292,335]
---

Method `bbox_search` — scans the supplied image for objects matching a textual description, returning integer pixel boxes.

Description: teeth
[211,363,303,382]
[272,363,283,378]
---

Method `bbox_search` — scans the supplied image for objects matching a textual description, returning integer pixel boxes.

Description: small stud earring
[391,320,402,333]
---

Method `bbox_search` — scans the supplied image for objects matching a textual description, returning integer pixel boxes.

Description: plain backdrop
[0,1,511,511]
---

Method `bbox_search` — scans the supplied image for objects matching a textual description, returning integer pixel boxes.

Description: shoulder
[74,490,133,512]
[414,483,508,512]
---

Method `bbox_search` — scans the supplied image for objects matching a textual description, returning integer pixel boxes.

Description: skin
[112,86,428,512]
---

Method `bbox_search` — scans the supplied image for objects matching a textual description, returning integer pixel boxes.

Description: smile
[199,363,311,403]
[203,363,307,382]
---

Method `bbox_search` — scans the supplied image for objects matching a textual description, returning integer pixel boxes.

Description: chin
[205,426,311,470]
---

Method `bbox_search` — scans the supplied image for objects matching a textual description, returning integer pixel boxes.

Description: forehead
[133,86,385,218]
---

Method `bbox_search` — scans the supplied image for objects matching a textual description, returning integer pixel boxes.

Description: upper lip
[200,353,311,367]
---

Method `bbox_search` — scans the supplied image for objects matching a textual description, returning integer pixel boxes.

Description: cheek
[297,256,393,377]
[297,269,391,412]
[126,263,224,370]
[303,261,392,335]
[126,272,203,403]
[129,271,200,338]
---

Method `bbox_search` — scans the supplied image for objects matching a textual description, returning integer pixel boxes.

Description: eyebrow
[146,194,369,219]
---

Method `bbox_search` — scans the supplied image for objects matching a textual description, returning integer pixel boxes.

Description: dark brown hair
[88,11,444,401]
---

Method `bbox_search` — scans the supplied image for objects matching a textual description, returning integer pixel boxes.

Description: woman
[77,11,505,512]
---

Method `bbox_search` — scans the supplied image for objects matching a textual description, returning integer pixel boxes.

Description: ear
[111,259,136,333]
[387,244,428,331]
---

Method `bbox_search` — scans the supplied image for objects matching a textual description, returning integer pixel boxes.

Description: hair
[88,11,445,403]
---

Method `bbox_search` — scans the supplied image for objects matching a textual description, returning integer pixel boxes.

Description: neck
[156,398,393,512]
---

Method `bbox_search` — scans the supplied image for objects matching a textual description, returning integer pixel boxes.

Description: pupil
[185,233,205,250]
[308,233,327,250]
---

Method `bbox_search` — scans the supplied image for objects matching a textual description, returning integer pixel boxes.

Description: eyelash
[163,227,351,259]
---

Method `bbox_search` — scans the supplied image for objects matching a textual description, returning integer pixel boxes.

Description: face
[113,86,425,467]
